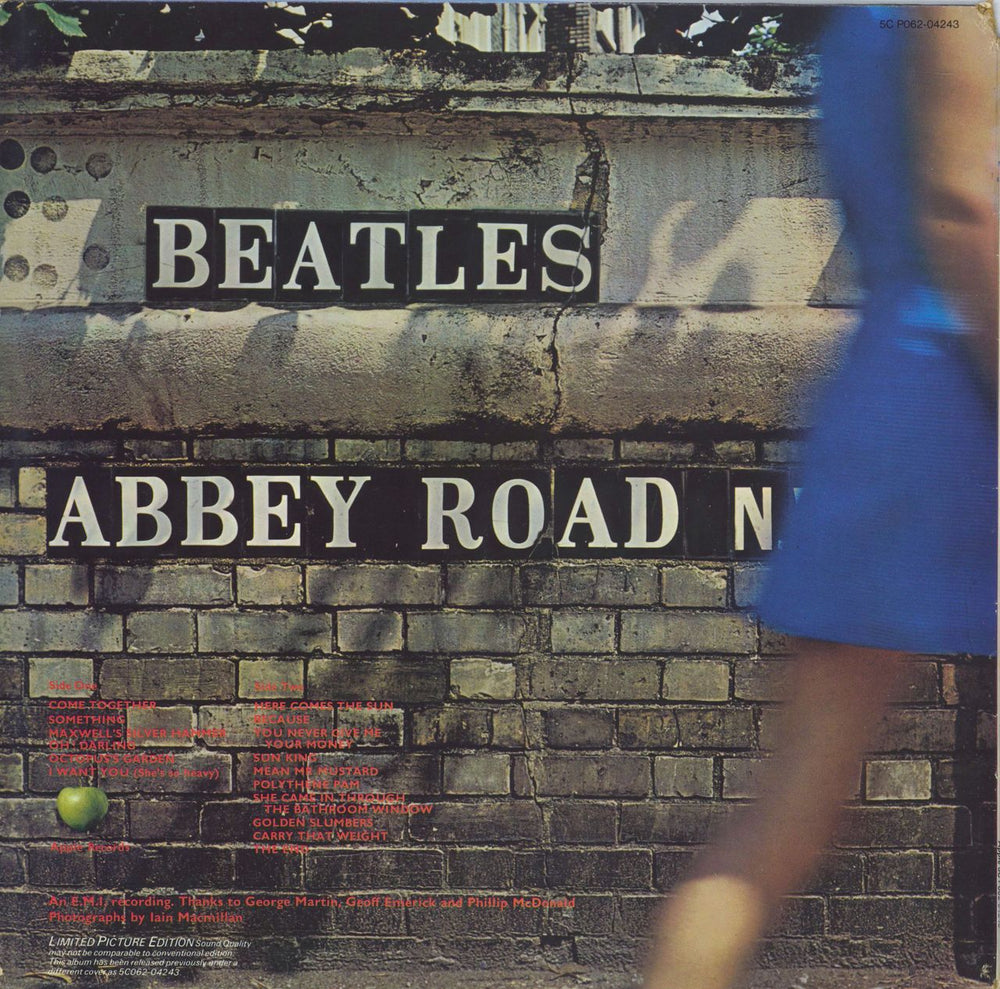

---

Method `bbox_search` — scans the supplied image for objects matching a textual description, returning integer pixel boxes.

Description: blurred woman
[644,7,998,988]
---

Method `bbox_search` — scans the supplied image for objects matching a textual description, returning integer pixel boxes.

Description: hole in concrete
[30,146,57,174]
[86,153,113,179]
[42,196,68,222]
[0,139,24,170]
[32,264,58,288]
[539,935,570,948]
[3,191,30,219]
[2,256,29,281]
[83,244,111,270]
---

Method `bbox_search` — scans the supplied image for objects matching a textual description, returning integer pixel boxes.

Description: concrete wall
[0,48,993,977]
[1,48,849,435]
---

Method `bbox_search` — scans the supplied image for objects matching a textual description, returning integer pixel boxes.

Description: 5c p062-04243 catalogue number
[879,17,961,28]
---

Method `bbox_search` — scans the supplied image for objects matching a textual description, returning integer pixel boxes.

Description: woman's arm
[907,5,998,392]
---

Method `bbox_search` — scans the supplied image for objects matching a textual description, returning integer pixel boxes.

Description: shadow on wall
[950,658,997,981]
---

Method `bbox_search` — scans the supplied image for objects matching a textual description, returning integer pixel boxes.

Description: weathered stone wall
[0,49,993,977]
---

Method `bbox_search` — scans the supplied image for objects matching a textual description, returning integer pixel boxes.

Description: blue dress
[756,8,998,656]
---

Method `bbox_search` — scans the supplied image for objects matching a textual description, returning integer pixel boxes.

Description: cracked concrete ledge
[0,305,853,435]
[0,49,821,120]
[0,47,841,439]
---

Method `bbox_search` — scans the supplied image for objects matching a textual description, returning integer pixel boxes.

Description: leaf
[35,2,86,37]
[0,9,9,27]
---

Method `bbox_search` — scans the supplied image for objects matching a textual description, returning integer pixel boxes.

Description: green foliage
[0,1,823,58]
[0,1,86,37]
[34,1,86,36]
[635,5,824,57]
[739,15,793,56]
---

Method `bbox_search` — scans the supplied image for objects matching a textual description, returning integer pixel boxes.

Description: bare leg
[643,637,907,989]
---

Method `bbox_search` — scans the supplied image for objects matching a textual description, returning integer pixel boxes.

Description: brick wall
[0,434,992,974]
[0,44,993,980]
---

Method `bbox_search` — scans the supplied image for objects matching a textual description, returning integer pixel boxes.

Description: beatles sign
[145,209,600,303]
[46,468,789,560]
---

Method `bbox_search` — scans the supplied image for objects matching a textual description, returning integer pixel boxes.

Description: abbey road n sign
[46,467,786,560]
[145,209,600,303]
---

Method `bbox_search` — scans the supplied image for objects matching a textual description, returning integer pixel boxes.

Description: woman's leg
[642,637,907,989]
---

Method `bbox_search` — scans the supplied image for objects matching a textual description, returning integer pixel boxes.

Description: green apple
[56,786,109,831]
